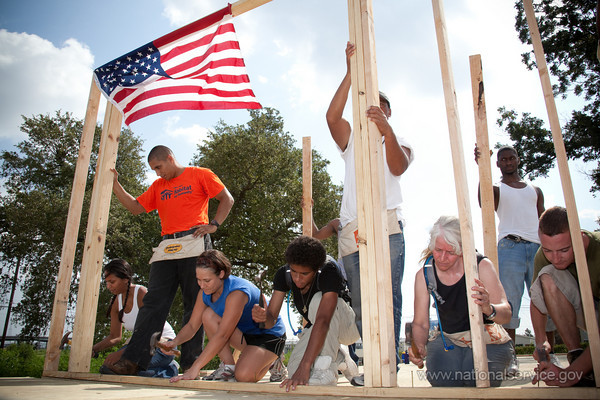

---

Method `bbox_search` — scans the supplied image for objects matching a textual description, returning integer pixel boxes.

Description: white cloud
[163,115,210,146]
[0,30,93,144]
[161,0,220,26]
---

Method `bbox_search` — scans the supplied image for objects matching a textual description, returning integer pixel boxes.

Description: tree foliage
[498,1,600,194]
[0,111,159,339]
[0,107,342,341]
[192,108,342,287]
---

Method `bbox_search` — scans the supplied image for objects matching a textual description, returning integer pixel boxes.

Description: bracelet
[210,219,220,228]
[485,304,497,320]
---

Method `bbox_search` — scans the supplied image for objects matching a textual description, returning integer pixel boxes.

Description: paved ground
[0,354,577,400]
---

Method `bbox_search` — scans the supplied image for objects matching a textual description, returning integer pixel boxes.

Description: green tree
[192,107,342,287]
[0,111,159,340]
[498,1,600,194]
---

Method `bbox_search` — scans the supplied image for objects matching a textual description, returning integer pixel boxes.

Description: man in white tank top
[477,145,546,376]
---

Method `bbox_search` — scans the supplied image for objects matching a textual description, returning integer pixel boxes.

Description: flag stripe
[159,24,237,66]
[93,5,260,125]
[111,70,252,105]
[164,41,242,77]
[122,85,258,117]
[127,100,260,125]
[153,6,232,49]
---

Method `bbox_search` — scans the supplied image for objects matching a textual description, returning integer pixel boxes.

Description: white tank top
[117,285,175,339]
[497,182,540,243]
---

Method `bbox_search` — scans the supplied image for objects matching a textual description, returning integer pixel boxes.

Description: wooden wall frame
[40,0,599,395]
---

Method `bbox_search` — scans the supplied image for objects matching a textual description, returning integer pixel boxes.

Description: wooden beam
[522,0,600,385]
[231,0,274,17]
[469,55,499,273]
[302,137,312,237]
[40,371,600,399]
[431,0,489,387]
[347,0,396,388]
[68,102,122,372]
[43,77,101,373]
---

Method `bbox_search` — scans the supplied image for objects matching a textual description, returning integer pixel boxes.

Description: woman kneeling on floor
[164,249,286,383]
[408,216,514,387]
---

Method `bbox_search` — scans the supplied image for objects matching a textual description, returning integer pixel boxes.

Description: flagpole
[231,0,274,17]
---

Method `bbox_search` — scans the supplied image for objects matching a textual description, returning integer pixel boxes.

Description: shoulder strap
[424,256,445,304]
[284,264,292,290]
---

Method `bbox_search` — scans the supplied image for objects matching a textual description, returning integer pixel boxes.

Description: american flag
[93,5,261,125]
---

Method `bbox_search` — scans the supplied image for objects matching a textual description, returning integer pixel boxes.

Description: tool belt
[149,232,205,264]
[338,210,402,257]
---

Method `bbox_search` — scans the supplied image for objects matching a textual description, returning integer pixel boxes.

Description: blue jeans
[122,235,211,370]
[425,334,512,387]
[342,222,405,367]
[121,346,177,378]
[497,237,539,330]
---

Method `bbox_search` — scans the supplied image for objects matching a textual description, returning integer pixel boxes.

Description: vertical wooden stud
[432,0,489,387]
[523,0,600,385]
[469,55,499,273]
[302,137,313,237]
[43,77,101,373]
[68,102,122,372]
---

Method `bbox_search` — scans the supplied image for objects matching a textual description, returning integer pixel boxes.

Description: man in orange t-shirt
[107,145,234,375]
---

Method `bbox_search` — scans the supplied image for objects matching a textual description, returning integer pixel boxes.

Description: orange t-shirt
[137,167,225,236]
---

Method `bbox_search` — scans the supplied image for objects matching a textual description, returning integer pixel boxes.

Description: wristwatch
[210,219,220,229]
[485,304,497,320]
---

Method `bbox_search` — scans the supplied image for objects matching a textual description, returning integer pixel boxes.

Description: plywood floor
[0,354,598,400]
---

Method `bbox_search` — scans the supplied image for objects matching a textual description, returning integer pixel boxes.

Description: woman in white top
[93,259,178,377]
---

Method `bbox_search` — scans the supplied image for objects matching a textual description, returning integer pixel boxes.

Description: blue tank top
[202,275,286,337]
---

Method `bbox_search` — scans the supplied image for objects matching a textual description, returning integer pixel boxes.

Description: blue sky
[1,0,598,338]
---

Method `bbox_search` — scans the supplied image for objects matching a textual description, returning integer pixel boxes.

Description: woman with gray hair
[408,216,513,386]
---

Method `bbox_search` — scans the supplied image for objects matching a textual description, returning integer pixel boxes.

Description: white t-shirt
[339,129,414,227]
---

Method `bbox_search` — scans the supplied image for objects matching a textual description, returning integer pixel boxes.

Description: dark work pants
[123,235,211,370]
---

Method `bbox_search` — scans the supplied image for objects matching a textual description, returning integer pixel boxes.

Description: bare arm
[177,291,247,380]
[281,291,338,391]
[111,168,146,215]
[474,144,499,209]
[168,293,207,349]
[475,259,512,324]
[325,42,354,151]
[92,298,123,354]
[409,268,430,368]
[530,302,549,351]
[365,106,411,176]
[190,187,234,238]
[312,218,340,241]
[534,185,545,217]
[252,290,285,330]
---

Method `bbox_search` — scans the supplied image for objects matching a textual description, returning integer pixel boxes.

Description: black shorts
[243,333,286,356]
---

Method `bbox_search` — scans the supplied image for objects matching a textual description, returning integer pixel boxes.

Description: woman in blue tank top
[165,250,286,383]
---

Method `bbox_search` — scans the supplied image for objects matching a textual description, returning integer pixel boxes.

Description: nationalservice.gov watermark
[413,369,583,385]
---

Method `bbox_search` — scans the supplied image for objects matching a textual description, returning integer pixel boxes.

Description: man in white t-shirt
[325,42,414,382]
